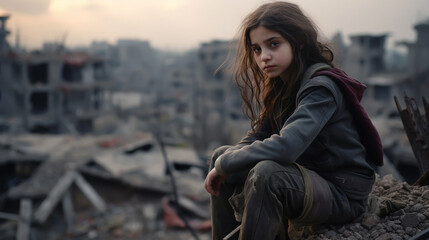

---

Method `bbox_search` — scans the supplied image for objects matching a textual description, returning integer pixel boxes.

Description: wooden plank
[17,199,32,240]
[62,190,75,232]
[395,95,429,174]
[74,173,106,212]
[395,96,421,170]
[423,96,429,124]
[0,212,21,221]
[405,96,429,172]
[223,225,241,240]
[414,169,429,186]
[34,171,76,224]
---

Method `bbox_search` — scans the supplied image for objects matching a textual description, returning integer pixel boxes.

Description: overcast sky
[0,0,428,52]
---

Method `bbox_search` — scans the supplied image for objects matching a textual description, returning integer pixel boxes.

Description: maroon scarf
[313,68,384,167]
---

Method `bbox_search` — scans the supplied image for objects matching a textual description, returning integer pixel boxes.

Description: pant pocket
[228,186,245,222]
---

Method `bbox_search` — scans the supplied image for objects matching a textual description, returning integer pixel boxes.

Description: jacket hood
[313,67,367,101]
[313,67,384,167]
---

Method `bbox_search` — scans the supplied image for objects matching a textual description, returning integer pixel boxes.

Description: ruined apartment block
[358,20,429,117]
[342,33,388,81]
[194,40,247,152]
[399,19,429,99]
[0,15,113,134]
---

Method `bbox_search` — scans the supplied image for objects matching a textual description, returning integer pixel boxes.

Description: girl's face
[249,26,293,81]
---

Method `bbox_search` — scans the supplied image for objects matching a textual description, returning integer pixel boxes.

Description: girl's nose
[261,50,271,62]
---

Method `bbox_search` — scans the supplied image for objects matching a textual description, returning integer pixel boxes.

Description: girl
[204,1,383,240]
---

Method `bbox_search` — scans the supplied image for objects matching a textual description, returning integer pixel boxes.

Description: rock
[417,213,426,222]
[337,226,346,234]
[422,190,429,200]
[401,213,420,228]
[390,209,405,216]
[411,203,424,211]
[375,232,394,240]
[362,213,380,229]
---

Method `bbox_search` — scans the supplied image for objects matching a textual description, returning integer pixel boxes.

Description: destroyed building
[0,15,10,55]
[337,20,429,118]
[193,40,248,153]
[342,33,388,82]
[397,19,429,101]
[158,58,196,141]
[0,15,114,134]
[115,39,157,93]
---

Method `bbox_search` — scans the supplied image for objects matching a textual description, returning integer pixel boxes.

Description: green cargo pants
[209,146,368,240]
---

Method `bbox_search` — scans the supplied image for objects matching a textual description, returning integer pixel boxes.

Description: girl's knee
[246,160,281,186]
[247,161,303,191]
[209,145,232,169]
[251,160,286,175]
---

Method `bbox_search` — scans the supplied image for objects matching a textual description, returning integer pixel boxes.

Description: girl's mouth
[264,65,275,72]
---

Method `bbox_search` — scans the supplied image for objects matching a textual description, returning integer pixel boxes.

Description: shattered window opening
[30,124,58,133]
[76,118,93,134]
[93,88,101,110]
[93,61,107,80]
[369,37,384,49]
[30,91,49,114]
[28,63,48,85]
[371,57,384,72]
[62,63,83,82]
[12,62,22,80]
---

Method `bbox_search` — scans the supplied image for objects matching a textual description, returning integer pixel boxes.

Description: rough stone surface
[300,174,429,240]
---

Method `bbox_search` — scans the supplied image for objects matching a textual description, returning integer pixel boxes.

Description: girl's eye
[252,47,261,54]
[271,42,279,47]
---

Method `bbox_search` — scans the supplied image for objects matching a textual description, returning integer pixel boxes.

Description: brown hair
[234,1,334,133]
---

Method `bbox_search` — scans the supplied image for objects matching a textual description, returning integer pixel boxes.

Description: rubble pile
[302,174,429,240]
[64,200,211,240]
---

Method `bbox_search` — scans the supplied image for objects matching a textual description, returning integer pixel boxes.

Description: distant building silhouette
[0,15,113,134]
[194,40,247,152]
[329,19,429,117]
[342,34,388,81]
[0,15,11,56]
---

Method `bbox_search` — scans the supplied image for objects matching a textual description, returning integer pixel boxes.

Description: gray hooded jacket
[215,64,376,200]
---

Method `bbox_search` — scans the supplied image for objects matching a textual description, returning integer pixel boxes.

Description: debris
[223,225,241,240]
[33,171,76,224]
[292,174,429,239]
[162,196,212,232]
[0,133,211,239]
[162,197,186,229]
[0,199,32,240]
[177,196,210,219]
[34,171,105,224]
[61,190,74,232]
[74,172,106,212]
[17,199,32,240]
[394,94,429,185]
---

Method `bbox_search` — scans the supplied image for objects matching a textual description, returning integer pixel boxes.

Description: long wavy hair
[234,1,334,133]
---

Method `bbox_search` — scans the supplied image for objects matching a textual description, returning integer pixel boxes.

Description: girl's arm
[222,117,274,154]
[215,87,337,175]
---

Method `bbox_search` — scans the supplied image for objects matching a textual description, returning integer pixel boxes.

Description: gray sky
[0,0,428,51]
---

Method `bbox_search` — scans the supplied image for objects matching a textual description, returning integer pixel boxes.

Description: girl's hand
[204,168,227,196]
